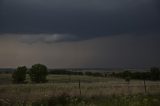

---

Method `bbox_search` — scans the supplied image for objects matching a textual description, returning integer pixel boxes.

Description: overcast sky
[0,0,160,68]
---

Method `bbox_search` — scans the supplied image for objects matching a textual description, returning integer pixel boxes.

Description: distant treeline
[111,67,160,81]
[1,67,160,81]
[49,69,83,75]
[49,69,104,77]
[0,68,14,74]
[49,67,160,81]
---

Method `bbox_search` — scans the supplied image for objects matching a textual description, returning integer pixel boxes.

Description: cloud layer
[20,34,79,43]
[0,0,160,68]
[0,0,160,42]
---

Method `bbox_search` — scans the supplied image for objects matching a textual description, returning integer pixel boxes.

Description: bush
[12,66,27,83]
[29,64,48,83]
[150,67,160,81]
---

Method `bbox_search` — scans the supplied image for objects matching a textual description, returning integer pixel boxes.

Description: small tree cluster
[12,64,48,83]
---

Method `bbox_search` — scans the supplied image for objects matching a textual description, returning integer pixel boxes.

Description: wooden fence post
[79,80,81,96]
[144,79,147,93]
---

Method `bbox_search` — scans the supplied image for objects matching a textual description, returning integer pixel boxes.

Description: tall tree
[12,66,27,83]
[29,64,48,83]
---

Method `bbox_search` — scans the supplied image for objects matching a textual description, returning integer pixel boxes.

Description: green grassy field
[0,74,160,106]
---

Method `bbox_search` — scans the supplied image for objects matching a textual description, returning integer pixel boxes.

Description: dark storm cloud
[0,0,160,42]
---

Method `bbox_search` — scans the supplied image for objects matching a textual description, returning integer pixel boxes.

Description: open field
[0,74,160,106]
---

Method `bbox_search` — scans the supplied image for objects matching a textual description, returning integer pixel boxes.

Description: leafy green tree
[12,66,27,83]
[29,64,48,83]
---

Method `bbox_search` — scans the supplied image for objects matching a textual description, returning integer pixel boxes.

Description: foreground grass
[0,94,160,106]
[0,74,160,105]
[91,94,160,106]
